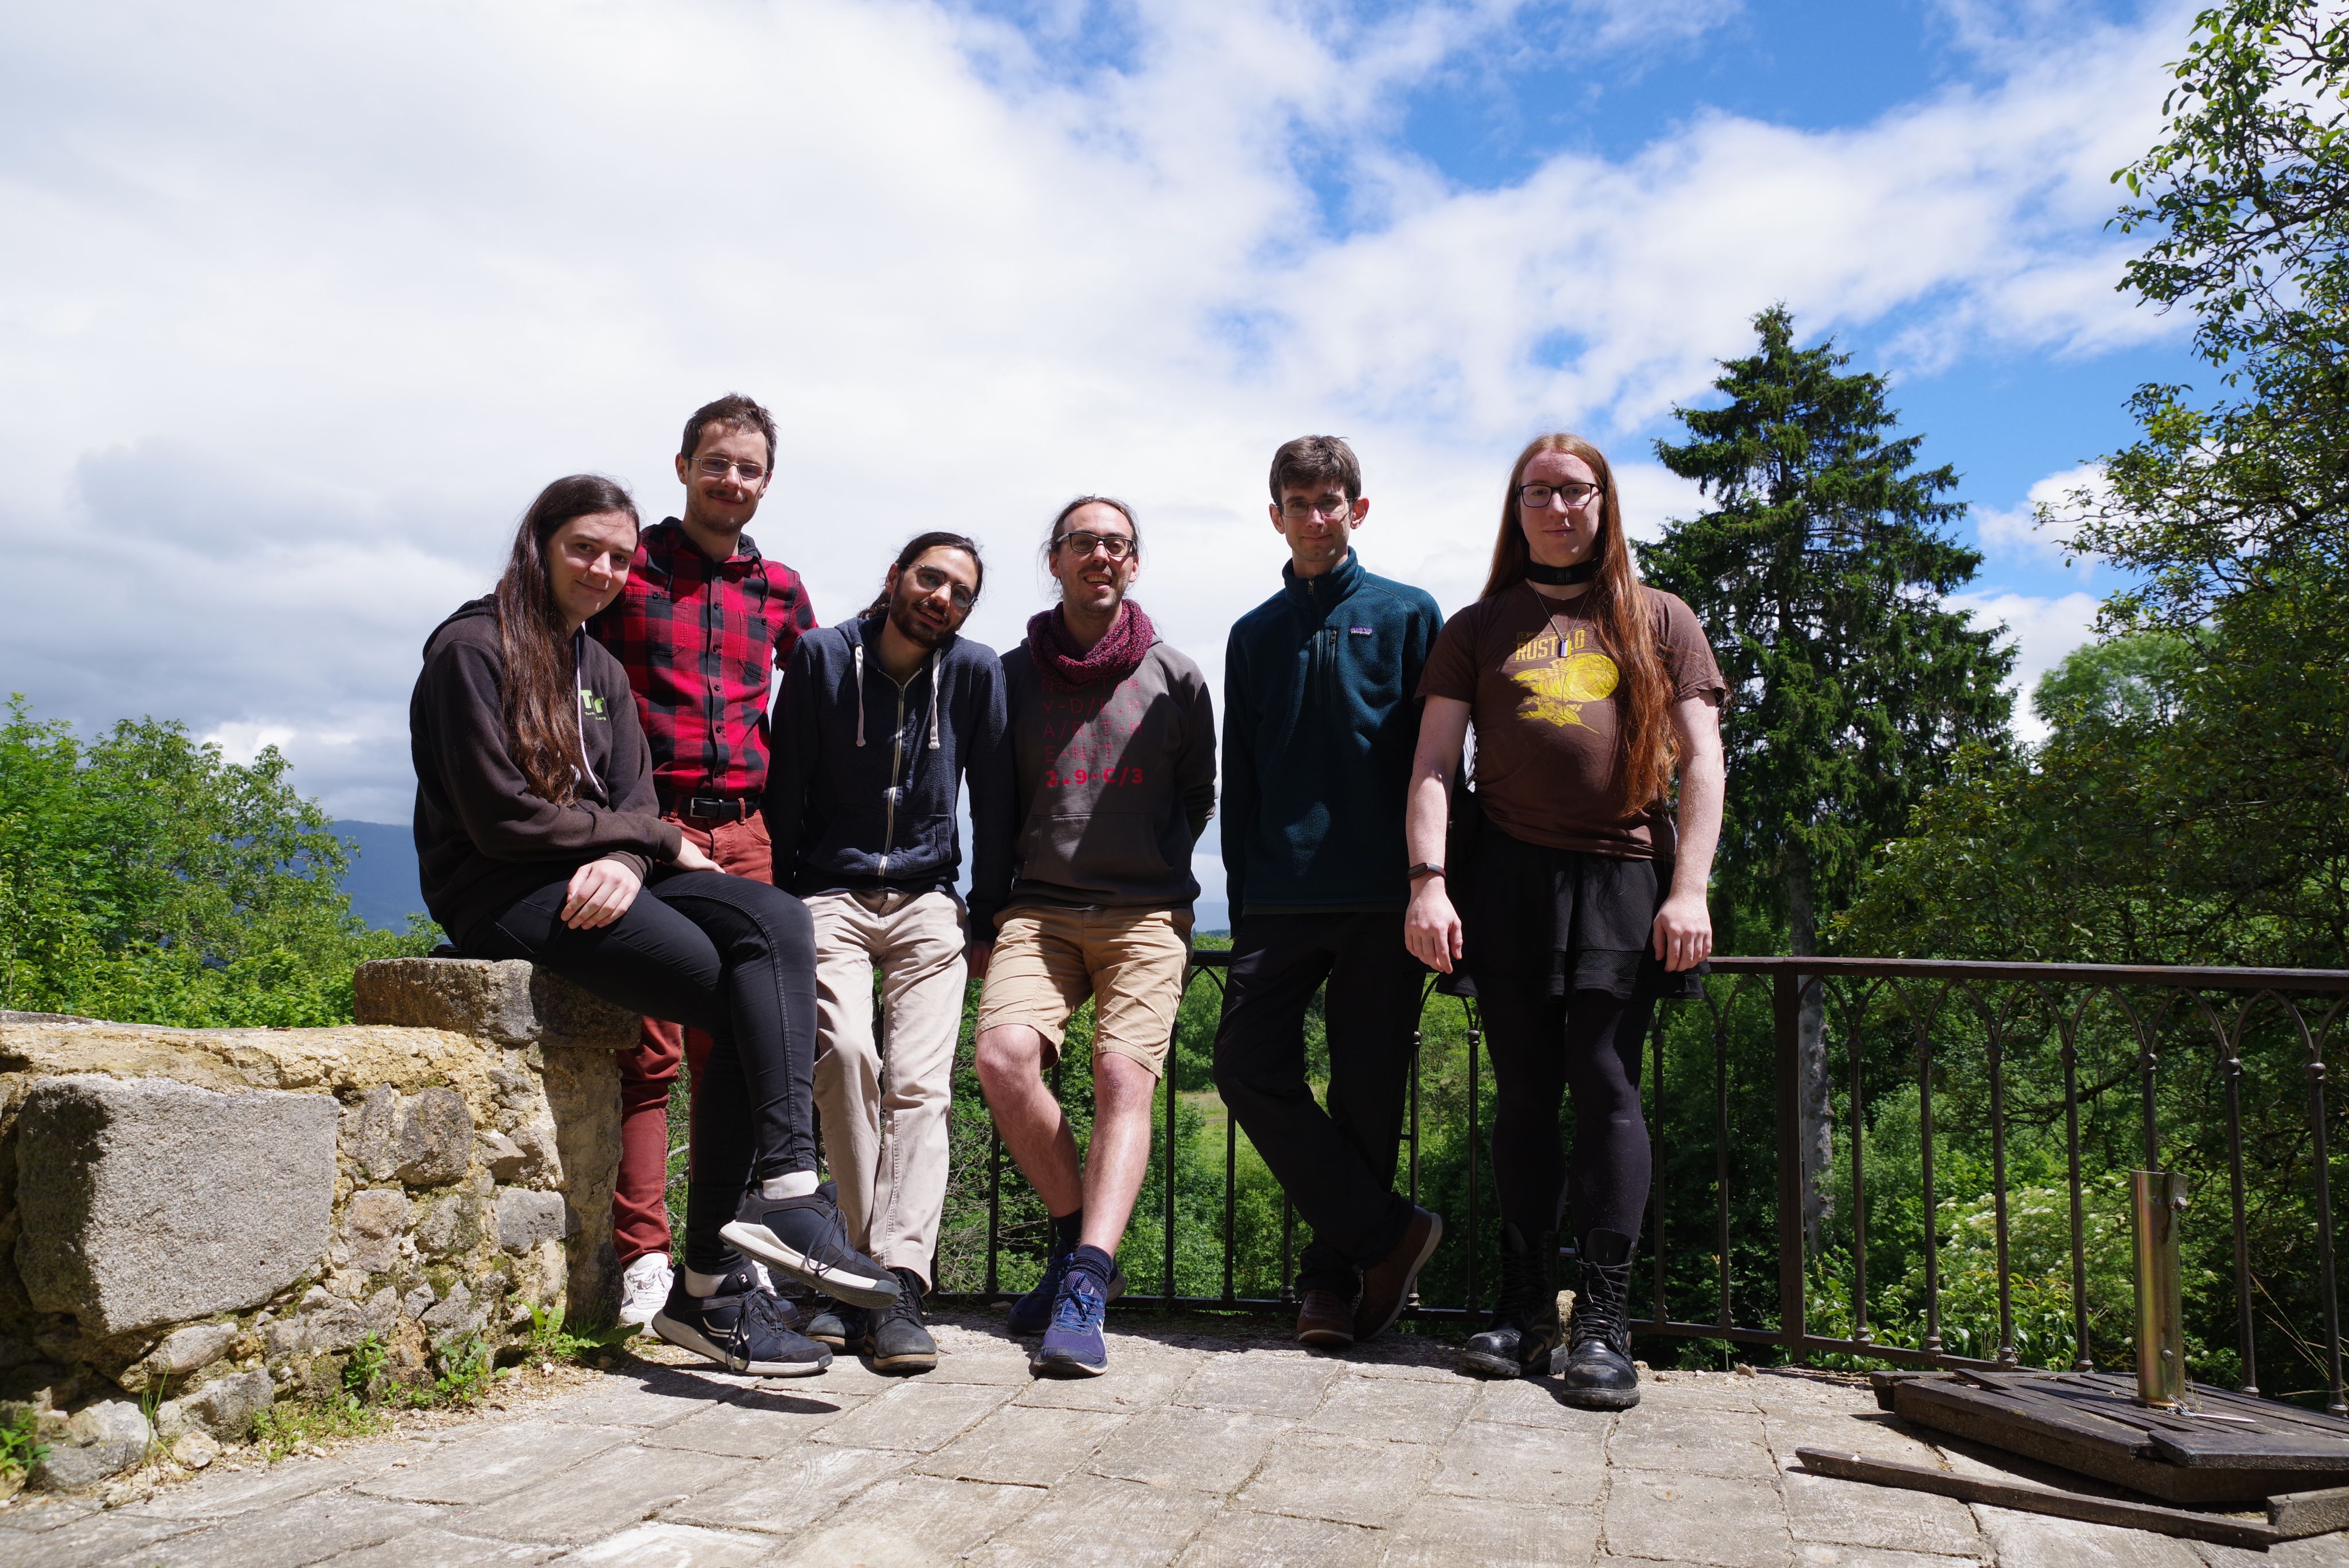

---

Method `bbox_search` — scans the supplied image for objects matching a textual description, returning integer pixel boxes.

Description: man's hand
[1403,879,1464,974]
[966,940,994,977]
[673,837,719,873]
[1652,889,1713,972]
[562,857,643,930]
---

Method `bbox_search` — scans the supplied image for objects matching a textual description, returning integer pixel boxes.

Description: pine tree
[1641,305,2014,1245]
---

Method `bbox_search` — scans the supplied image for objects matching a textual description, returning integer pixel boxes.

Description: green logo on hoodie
[579,688,609,721]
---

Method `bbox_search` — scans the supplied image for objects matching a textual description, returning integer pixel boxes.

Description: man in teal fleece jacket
[1211,435,1447,1349]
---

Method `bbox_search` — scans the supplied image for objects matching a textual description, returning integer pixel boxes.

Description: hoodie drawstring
[853,640,867,747]
[572,630,601,792]
[925,650,941,751]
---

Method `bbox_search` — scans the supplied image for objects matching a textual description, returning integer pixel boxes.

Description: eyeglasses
[907,564,976,610]
[1055,531,1136,560]
[696,456,768,483]
[1518,481,1603,509]
[1279,494,1354,521]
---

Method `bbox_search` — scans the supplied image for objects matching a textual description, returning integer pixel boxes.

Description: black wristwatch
[1406,861,1445,882]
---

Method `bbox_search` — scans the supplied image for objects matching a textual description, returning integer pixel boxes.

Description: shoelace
[1570,1261,1632,1353]
[1051,1272,1109,1334]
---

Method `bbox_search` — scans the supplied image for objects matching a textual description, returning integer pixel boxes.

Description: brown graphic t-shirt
[1417,583,1726,860]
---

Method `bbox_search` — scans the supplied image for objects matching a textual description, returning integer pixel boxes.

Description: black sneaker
[863,1268,938,1375]
[650,1264,831,1377]
[722,1189,901,1309]
[803,1301,860,1349]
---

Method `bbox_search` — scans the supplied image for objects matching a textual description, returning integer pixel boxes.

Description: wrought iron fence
[942,951,2349,1411]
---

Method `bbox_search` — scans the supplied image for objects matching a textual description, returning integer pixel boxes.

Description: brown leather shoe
[1355,1207,1443,1342]
[1296,1289,1355,1349]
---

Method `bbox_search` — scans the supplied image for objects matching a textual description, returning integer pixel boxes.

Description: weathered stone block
[394,1086,474,1184]
[344,1085,402,1180]
[155,1368,274,1442]
[14,1076,336,1337]
[342,1188,409,1274]
[415,1190,483,1258]
[498,1188,569,1253]
[30,1398,151,1490]
[146,1322,236,1379]
[353,958,635,1048]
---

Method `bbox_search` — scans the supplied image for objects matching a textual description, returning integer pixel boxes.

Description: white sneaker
[619,1253,675,1329]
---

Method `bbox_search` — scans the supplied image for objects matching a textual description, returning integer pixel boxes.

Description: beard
[888,591,957,650]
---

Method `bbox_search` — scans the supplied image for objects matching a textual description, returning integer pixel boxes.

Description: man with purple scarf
[973,494,1216,1378]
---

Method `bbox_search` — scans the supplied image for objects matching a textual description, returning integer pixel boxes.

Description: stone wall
[0,958,633,1492]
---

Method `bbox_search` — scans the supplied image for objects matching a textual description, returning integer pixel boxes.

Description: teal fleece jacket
[1220,550,1443,914]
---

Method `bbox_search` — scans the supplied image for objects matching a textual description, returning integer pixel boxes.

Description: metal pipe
[2132,1169,2191,1409]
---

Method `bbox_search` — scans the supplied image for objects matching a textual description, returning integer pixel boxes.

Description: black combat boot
[1461,1225,1560,1379]
[1555,1227,1640,1409]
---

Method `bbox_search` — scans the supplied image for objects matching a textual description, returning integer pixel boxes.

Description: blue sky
[0,0,2207,922]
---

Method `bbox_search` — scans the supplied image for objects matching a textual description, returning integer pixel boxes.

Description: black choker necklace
[1525,559,1599,586]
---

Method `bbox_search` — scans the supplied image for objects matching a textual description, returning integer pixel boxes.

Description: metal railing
[944,951,2349,1410]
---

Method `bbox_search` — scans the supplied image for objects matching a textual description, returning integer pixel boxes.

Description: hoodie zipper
[878,669,911,876]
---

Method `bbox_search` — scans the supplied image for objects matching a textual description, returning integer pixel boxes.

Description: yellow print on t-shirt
[1508,626,1619,728]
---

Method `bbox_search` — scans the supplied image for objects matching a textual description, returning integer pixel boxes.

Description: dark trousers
[1476,980,1655,1244]
[465,869,820,1275]
[1211,911,1424,1295]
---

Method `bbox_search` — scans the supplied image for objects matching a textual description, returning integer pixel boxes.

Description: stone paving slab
[13,1312,2349,1567]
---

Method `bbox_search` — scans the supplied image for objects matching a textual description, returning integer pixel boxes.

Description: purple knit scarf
[1027,599,1156,693]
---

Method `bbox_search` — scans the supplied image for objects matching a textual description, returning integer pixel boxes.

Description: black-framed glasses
[1055,531,1135,560]
[1279,494,1354,521]
[907,564,976,610]
[1518,481,1603,509]
[696,456,768,483]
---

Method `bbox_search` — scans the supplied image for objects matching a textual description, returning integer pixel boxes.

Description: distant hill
[332,820,425,931]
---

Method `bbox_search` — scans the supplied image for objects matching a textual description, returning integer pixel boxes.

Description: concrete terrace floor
[6,1309,2347,1568]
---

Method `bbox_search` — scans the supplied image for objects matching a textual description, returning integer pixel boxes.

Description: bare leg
[975,1024,1084,1216]
[1078,1055,1158,1254]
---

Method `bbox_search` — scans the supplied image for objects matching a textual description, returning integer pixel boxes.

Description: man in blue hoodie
[1212,436,1446,1351]
[767,532,1013,1374]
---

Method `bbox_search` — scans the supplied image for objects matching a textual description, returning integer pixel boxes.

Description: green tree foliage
[0,696,436,1025]
[1640,307,2014,1240]
[1642,305,2016,957]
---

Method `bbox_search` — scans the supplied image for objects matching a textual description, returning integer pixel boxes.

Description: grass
[0,1406,48,1484]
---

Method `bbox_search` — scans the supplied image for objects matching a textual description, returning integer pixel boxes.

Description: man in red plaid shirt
[590,392,819,1325]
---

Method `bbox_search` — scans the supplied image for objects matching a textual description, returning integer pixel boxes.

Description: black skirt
[1441,819,1707,1002]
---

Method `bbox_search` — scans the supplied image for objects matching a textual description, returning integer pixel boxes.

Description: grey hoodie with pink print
[997,634,1216,917]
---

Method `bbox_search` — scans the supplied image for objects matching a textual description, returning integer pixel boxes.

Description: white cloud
[1947,588,2105,742]
[1972,462,2106,576]
[0,0,2187,814]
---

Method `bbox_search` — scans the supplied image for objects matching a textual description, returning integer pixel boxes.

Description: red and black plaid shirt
[590,518,818,810]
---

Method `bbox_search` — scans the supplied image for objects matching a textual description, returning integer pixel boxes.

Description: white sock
[758,1170,820,1201]
[685,1268,729,1298]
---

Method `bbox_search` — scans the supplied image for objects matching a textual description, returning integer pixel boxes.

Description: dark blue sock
[1049,1210,1084,1255]
[1071,1243,1115,1281]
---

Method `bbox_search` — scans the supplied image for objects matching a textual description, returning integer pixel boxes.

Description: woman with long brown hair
[409,474,899,1383]
[1403,434,1726,1407]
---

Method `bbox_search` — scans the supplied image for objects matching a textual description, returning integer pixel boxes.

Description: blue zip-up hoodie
[1221,549,1443,915]
[766,615,1016,930]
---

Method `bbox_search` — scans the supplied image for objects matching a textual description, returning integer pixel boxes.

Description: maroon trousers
[612,812,774,1267]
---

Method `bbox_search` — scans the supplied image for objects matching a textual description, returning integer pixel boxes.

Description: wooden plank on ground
[1793,1448,2287,1549]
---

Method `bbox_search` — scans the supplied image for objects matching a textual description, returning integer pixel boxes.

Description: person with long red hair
[1403,434,1726,1408]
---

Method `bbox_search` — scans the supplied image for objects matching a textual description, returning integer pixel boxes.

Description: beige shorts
[975,905,1194,1078]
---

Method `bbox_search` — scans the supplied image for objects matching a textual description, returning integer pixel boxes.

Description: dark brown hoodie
[409,597,681,945]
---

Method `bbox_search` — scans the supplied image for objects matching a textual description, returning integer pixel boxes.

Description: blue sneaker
[1031,1263,1112,1378]
[1008,1249,1126,1336]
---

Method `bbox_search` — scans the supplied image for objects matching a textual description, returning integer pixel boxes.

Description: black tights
[1477,984,1655,1243]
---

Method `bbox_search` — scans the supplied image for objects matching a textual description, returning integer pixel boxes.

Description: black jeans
[1211,911,1425,1295]
[1476,980,1655,1244]
[466,869,820,1275]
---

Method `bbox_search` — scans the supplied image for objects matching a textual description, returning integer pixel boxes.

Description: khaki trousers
[807,888,969,1290]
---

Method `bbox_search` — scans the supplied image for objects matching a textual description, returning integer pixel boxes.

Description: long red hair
[1479,433,1675,816]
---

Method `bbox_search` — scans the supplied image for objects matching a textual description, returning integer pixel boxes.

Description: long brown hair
[494,474,639,805]
[1480,433,1674,816]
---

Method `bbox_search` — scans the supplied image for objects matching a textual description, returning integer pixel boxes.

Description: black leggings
[465,869,819,1275]
[1476,982,1655,1244]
